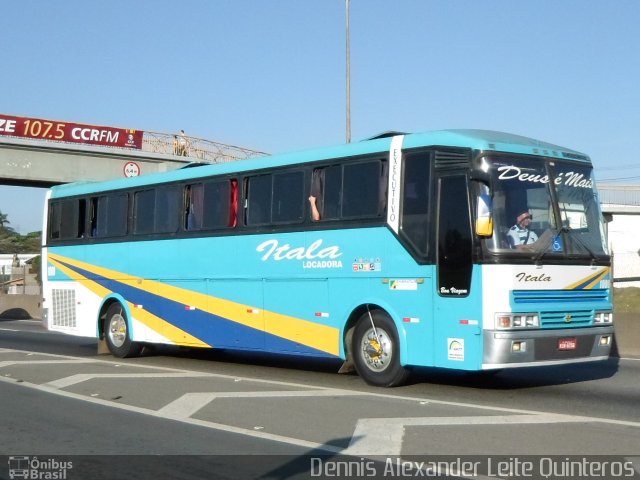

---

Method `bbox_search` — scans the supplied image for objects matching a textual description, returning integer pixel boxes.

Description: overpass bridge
[599,184,640,285]
[0,126,267,187]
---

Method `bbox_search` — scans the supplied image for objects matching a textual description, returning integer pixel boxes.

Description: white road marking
[46,372,213,389]
[345,413,590,456]
[0,359,97,368]
[157,392,218,418]
[158,389,361,419]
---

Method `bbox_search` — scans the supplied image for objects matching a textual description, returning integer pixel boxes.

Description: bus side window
[49,199,86,240]
[342,160,386,218]
[107,194,128,237]
[91,194,128,238]
[155,185,181,234]
[48,202,62,240]
[133,190,156,235]
[245,174,271,226]
[203,180,231,229]
[273,171,304,223]
[400,152,431,255]
[186,179,237,231]
[310,165,342,221]
[310,160,386,221]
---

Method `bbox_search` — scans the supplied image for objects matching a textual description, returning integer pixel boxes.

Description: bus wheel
[104,303,142,358]
[352,310,409,387]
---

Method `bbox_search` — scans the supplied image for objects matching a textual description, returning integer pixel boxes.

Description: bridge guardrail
[142,131,268,163]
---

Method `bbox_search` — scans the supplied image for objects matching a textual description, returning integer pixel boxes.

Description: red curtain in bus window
[229,179,238,227]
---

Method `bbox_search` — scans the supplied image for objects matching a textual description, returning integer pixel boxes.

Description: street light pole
[345,0,351,143]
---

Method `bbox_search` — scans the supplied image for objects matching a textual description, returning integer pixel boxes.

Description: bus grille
[434,149,471,170]
[511,289,610,329]
[52,289,77,328]
[512,289,609,304]
[539,310,593,328]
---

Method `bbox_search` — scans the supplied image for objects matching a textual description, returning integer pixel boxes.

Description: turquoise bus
[42,130,614,387]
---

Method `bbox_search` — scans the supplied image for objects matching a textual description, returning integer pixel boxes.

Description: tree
[0,211,40,254]
[0,211,9,228]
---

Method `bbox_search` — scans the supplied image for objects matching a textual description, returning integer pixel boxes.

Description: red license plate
[558,338,577,351]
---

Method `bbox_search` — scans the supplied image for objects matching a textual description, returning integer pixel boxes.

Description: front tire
[352,310,409,387]
[104,303,142,358]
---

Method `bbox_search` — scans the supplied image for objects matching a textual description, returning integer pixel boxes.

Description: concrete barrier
[612,312,640,358]
[0,294,42,320]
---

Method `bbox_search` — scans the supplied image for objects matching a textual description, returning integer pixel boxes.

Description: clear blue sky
[2,0,639,234]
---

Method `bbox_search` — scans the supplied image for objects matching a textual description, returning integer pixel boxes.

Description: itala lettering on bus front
[497,165,593,189]
[516,272,552,282]
[256,239,343,269]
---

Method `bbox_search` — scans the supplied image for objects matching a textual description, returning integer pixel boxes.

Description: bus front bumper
[482,326,615,369]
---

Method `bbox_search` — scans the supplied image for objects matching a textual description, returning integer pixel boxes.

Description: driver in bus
[507,210,538,248]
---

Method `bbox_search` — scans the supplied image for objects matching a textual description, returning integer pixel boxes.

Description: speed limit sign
[123,161,141,177]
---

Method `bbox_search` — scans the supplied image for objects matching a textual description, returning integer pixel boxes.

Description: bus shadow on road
[408,356,620,389]
[141,343,620,390]
[146,344,346,375]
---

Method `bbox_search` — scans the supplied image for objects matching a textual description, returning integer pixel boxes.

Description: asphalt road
[1,319,639,479]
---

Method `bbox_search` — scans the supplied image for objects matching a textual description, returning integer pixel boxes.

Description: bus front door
[434,174,482,369]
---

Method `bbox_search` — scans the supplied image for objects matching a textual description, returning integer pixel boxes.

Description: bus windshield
[483,156,608,258]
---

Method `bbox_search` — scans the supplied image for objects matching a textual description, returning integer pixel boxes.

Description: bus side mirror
[475,191,493,237]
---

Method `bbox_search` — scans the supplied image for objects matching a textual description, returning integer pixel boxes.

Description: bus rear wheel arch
[351,308,410,387]
[102,302,142,358]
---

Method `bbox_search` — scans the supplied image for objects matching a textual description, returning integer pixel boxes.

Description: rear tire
[104,303,142,358]
[352,310,409,387]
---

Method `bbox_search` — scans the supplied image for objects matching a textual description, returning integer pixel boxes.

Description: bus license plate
[558,338,577,351]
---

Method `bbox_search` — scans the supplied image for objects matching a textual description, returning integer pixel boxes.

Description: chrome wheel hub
[108,313,127,348]
[359,327,392,372]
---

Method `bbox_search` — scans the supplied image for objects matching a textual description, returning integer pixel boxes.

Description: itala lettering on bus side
[256,239,342,261]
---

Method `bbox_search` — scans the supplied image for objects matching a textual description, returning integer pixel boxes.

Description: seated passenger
[507,210,538,248]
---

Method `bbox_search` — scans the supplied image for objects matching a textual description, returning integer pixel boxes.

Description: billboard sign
[0,113,143,149]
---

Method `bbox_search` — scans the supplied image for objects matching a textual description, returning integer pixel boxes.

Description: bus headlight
[496,313,539,330]
[594,311,613,324]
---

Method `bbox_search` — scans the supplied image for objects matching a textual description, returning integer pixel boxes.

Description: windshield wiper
[532,227,564,264]
[564,225,598,263]
[533,225,598,264]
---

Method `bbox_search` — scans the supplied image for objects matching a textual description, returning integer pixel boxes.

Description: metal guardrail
[142,131,268,164]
